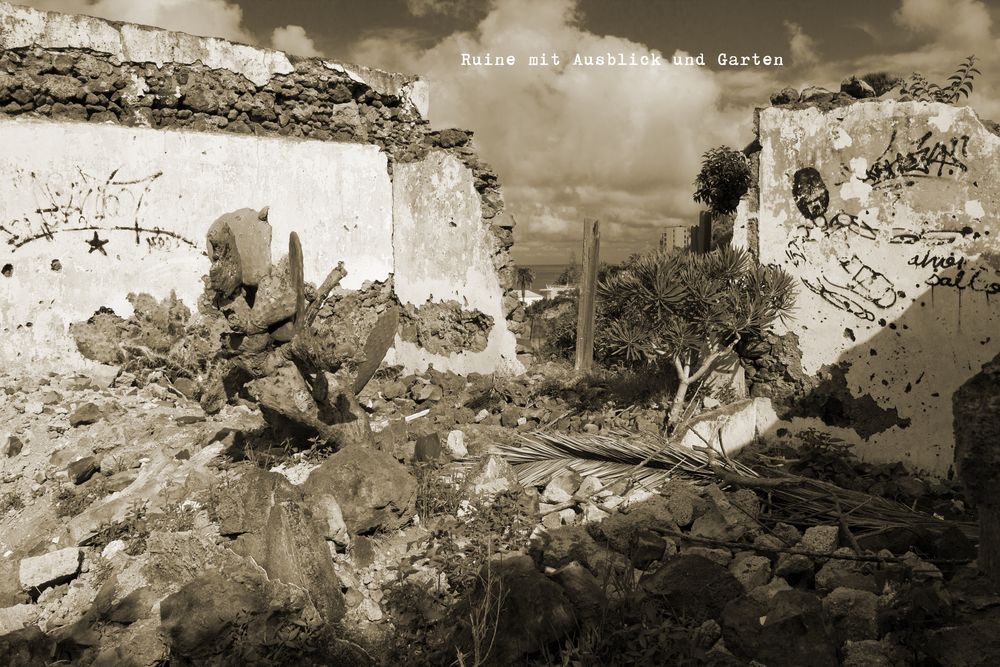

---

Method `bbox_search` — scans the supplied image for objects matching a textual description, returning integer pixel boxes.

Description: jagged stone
[841,76,876,99]
[640,555,743,622]
[302,445,416,534]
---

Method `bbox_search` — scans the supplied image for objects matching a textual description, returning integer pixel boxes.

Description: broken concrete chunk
[67,455,100,485]
[4,435,23,458]
[206,207,273,296]
[69,402,103,426]
[19,547,82,592]
[0,604,38,635]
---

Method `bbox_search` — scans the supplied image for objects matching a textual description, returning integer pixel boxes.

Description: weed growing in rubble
[900,56,980,103]
[1,491,24,514]
[384,464,534,665]
[54,477,111,518]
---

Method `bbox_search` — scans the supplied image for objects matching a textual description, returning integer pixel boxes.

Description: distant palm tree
[515,267,535,300]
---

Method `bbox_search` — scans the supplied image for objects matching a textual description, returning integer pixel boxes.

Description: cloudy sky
[14,0,1000,263]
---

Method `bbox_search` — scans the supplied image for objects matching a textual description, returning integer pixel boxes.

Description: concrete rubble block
[541,469,583,504]
[445,429,468,459]
[462,453,520,500]
[683,546,733,567]
[822,586,879,644]
[0,604,38,635]
[815,548,879,593]
[3,435,23,458]
[302,444,416,535]
[19,547,82,592]
[690,485,757,542]
[69,402,103,427]
[214,469,346,622]
[702,349,748,400]
[729,551,772,590]
[801,524,840,555]
[206,207,273,296]
[552,561,607,626]
[747,576,792,605]
[535,525,601,570]
[413,432,443,462]
[723,589,839,667]
[66,455,99,485]
[680,397,773,456]
[640,555,744,622]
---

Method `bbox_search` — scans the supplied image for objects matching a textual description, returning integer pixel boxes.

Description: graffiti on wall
[0,167,200,255]
[863,130,970,186]
[785,128,994,321]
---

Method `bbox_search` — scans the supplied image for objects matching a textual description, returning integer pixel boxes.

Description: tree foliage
[693,147,751,216]
[597,246,796,426]
[861,71,902,97]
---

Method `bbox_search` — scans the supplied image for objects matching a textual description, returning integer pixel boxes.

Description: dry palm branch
[494,429,978,543]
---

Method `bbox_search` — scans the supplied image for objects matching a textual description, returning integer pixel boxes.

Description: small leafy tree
[900,55,980,103]
[598,246,796,429]
[693,147,751,217]
[514,267,535,300]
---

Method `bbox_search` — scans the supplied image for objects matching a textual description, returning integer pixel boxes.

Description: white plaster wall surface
[392,150,522,375]
[0,116,393,370]
[757,100,1000,474]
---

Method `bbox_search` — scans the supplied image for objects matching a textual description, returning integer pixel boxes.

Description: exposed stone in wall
[398,301,493,356]
[0,48,428,162]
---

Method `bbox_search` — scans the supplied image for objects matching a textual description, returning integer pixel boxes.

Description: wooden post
[575,218,600,374]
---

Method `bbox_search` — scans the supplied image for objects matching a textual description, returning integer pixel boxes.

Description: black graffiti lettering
[0,168,201,252]
[909,250,966,272]
[864,130,970,185]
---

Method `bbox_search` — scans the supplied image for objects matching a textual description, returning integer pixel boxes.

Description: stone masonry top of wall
[0,0,427,114]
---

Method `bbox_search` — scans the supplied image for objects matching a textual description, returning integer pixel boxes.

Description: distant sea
[523,264,567,292]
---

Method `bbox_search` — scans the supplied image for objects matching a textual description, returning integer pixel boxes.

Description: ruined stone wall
[0,1,523,375]
[734,100,1000,475]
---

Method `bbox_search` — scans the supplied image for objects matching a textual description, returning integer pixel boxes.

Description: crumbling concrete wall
[735,100,1000,475]
[0,1,522,374]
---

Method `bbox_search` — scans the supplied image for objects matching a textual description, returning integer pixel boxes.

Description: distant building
[539,285,576,300]
[518,289,544,305]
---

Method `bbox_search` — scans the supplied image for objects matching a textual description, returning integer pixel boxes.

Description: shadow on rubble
[746,257,1000,664]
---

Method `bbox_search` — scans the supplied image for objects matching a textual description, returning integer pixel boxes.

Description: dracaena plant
[597,246,796,429]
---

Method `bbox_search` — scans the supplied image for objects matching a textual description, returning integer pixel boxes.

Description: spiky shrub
[900,55,980,103]
[597,246,796,428]
[693,146,751,217]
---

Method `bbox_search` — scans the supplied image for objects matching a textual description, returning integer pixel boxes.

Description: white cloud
[405,0,473,18]
[271,25,323,57]
[351,0,749,262]
[13,0,255,43]
[894,0,993,46]
[784,21,820,66]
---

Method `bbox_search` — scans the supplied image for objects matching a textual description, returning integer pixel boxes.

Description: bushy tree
[693,147,751,217]
[597,246,796,429]
[861,71,901,97]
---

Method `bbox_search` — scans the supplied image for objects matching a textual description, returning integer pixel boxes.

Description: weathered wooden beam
[574,218,600,374]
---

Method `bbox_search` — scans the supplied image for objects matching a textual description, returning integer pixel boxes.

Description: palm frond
[492,430,978,541]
